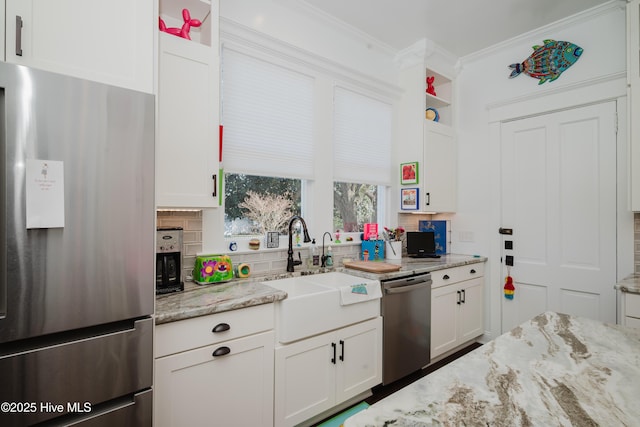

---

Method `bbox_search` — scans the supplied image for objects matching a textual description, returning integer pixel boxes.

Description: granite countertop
[340,254,486,281]
[155,280,287,324]
[155,254,485,325]
[344,311,640,427]
[614,273,640,294]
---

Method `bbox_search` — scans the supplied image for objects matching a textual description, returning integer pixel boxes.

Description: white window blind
[333,87,392,186]
[222,48,314,179]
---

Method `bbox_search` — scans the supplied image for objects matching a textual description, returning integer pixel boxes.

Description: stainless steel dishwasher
[380,273,432,384]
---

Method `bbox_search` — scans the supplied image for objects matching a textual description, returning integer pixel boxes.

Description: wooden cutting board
[343,260,402,273]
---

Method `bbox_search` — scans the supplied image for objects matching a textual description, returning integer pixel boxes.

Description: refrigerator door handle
[0,91,4,318]
[15,16,23,56]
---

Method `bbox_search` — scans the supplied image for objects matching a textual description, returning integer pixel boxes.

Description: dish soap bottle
[311,238,319,267]
[325,246,334,267]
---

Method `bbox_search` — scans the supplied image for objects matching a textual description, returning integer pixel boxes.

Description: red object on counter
[219,125,223,162]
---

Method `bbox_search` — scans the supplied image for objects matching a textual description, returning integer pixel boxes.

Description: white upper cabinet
[423,120,457,213]
[0,1,5,60]
[156,0,220,209]
[4,0,154,93]
[397,61,457,214]
[628,0,640,211]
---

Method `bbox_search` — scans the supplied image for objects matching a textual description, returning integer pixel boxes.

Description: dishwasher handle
[384,281,431,294]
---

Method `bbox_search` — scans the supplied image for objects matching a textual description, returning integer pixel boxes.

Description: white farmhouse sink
[264,273,381,343]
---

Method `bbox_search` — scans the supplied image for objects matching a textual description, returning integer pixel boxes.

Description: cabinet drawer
[625,292,640,319]
[430,263,484,289]
[156,304,274,357]
[625,316,640,328]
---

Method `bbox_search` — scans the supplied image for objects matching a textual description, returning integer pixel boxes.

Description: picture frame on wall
[401,188,419,210]
[400,162,418,185]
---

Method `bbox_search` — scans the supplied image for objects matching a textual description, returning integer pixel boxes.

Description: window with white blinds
[333,87,392,186]
[221,48,315,179]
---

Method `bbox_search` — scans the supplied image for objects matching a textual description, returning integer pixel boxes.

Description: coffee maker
[156,227,184,294]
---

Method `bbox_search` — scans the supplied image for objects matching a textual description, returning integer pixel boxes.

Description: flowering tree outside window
[239,191,294,235]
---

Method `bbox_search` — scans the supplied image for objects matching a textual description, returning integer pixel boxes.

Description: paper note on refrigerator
[26,159,65,229]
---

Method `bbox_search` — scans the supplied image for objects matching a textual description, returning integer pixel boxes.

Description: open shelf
[425,68,453,126]
[159,0,212,46]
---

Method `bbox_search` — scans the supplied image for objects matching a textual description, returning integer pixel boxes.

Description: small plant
[384,226,405,241]
[239,191,294,235]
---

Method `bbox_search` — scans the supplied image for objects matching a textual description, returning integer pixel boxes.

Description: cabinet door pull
[425,192,431,206]
[212,323,230,333]
[339,340,345,362]
[456,290,461,305]
[470,269,476,274]
[211,174,217,198]
[15,16,23,56]
[461,289,466,304]
[212,346,231,357]
[443,274,450,280]
[331,342,337,364]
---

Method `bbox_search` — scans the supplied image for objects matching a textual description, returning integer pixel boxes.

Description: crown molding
[219,17,403,100]
[394,38,459,74]
[461,0,625,65]
[272,0,399,57]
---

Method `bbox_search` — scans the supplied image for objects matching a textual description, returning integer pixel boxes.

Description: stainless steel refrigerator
[0,62,155,426]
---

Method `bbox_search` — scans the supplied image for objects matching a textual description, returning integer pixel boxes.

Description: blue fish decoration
[508,39,583,85]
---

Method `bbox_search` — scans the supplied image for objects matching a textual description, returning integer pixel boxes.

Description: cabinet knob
[212,346,231,357]
[443,274,450,280]
[470,269,476,274]
[212,323,230,333]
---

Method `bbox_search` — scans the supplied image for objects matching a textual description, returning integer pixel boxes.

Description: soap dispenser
[325,246,334,267]
[311,238,319,267]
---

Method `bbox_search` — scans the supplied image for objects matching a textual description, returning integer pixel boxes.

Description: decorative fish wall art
[508,39,583,85]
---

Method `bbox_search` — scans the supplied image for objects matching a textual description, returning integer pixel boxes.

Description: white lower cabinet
[622,292,640,328]
[154,305,275,427]
[431,265,484,359]
[274,317,382,427]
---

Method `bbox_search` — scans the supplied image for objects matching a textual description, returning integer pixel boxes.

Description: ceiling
[299,0,613,57]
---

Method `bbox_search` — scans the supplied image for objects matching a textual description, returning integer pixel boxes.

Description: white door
[500,101,617,332]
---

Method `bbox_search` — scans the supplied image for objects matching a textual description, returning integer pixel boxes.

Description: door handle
[211,174,217,198]
[339,340,344,362]
[425,192,430,206]
[461,289,466,304]
[384,282,429,294]
[456,290,461,305]
[331,342,337,364]
[15,16,23,56]
[499,227,513,235]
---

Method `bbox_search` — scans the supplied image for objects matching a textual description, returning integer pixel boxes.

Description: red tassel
[504,275,515,300]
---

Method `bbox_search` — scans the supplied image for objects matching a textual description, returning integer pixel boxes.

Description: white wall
[453,2,629,339]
